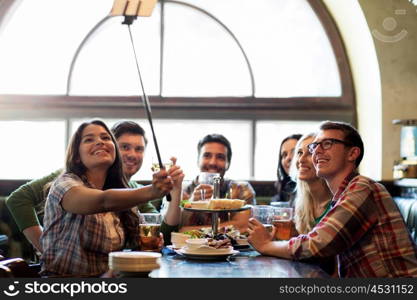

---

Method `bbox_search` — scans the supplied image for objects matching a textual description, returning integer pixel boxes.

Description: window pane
[0,0,114,94]
[0,121,66,179]
[177,0,341,97]
[0,0,341,97]
[69,15,161,96]
[71,119,251,181]
[255,120,321,180]
[162,3,252,96]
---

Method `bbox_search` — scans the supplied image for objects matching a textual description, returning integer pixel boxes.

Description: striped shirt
[40,174,126,277]
[288,173,417,277]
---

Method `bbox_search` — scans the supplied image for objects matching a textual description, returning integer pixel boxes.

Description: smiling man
[184,133,255,203]
[160,134,255,233]
[248,121,417,277]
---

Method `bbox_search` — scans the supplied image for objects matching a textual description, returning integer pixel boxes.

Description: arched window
[0,0,354,180]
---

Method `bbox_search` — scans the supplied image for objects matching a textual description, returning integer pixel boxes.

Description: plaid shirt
[288,173,417,277]
[40,174,125,277]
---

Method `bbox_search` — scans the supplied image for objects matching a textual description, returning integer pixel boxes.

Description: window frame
[0,0,355,180]
[0,0,355,121]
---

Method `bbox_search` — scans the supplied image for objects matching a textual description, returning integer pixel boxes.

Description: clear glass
[0,120,66,179]
[251,205,274,225]
[198,172,220,185]
[139,213,162,224]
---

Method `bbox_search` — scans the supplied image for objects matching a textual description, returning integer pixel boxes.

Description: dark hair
[319,121,364,167]
[274,134,302,203]
[111,120,148,145]
[197,134,232,166]
[65,120,127,188]
[65,119,139,248]
[277,134,303,181]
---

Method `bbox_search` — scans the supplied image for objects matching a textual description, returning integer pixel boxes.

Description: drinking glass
[272,207,294,240]
[198,172,220,201]
[139,213,162,252]
[251,205,274,233]
[198,172,220,185]
[151,157,173,172]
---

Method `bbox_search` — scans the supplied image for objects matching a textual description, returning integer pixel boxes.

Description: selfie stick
[111,0,171,201]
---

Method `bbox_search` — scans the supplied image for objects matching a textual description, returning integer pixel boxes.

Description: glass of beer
[272,207,293,240]
[139,213,162,252]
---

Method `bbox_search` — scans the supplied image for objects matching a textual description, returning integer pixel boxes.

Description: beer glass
[272,207,293,240]
[139,213,162,252]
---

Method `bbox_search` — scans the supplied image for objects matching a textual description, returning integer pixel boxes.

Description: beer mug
[272,207,293,240]
[138,213,162,252]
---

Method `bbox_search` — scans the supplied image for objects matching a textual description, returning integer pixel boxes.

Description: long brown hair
[65,119,139,248]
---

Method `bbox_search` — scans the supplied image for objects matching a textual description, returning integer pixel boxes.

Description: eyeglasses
[307,138,352,154]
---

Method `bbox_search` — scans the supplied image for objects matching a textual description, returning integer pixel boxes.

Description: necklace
[314,200,333,224]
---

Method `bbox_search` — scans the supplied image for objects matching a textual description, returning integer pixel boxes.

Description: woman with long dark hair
[272,134,302,205]
[40,120,183,277]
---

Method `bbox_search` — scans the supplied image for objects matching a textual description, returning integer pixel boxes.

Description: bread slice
[188,201,209,209]
[208,199,245,210]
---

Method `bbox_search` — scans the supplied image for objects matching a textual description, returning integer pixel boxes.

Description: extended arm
[61,170,173,214]
[249,180,376,260]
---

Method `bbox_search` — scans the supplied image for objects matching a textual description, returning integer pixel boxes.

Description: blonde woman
[288,133,336,275]
[290,133,333,234]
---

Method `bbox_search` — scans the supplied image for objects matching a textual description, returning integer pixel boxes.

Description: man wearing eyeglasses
[248,121,417,277]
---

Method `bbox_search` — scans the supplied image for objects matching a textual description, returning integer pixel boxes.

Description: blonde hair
[290,133,332,234]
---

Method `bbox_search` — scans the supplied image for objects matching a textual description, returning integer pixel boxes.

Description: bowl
[171,232,191,248]
[185,238,208,250]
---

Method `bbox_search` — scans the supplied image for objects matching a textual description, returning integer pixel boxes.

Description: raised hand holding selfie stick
[111,0,171,201]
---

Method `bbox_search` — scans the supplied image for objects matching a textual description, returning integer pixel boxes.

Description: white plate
[109,263,160,272]
[176,248,239,261]
[181,246,233,255]
[109,251,161,259]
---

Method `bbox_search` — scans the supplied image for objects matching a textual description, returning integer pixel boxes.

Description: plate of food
[180,226,250,250]
[175,238,238,260]
[183,198,249,211]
